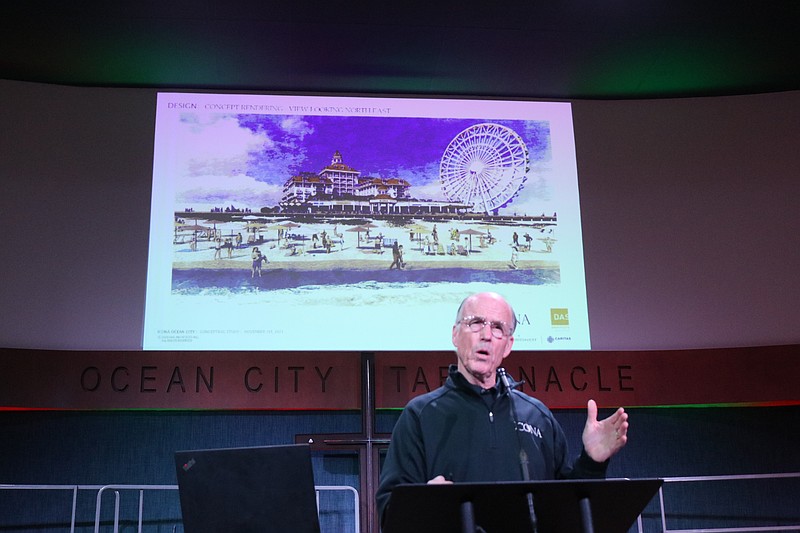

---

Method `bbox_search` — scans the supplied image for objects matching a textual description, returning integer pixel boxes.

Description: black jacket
[376,364,608,525]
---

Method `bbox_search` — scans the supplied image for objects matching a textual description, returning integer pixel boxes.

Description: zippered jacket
[376,364,608,524]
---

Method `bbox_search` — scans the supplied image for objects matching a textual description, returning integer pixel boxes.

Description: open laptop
[174,444,321,533]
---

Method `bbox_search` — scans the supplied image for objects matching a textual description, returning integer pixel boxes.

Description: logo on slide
[550,308,569,326]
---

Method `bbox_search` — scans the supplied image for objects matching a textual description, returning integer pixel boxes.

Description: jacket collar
[447,364,522,395]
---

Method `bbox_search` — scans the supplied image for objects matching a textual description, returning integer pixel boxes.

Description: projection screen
[143,92,590,351]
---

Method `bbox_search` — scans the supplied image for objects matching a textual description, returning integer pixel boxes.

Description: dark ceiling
[2,0,798,100]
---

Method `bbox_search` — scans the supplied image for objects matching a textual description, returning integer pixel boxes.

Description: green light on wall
[89,37,221,86]
[580,35,754,97]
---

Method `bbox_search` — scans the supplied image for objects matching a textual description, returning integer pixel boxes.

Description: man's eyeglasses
[458,316,513,339]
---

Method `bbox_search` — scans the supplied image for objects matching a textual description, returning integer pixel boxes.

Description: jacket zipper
[488,409,497,447]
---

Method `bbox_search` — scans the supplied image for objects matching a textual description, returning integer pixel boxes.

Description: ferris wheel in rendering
[439,123,530,215]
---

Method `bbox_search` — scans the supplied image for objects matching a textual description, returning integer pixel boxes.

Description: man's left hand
[582,399,628,463]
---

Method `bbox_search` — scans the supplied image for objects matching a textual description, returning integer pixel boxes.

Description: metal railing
[93,484,179,533]
[655,473,800,533]
[4,474,798,533]
[0,484,89,531]
[1,483,359,533]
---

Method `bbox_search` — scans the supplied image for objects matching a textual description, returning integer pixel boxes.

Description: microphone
[497,367,539,533]
[497,366,514,394]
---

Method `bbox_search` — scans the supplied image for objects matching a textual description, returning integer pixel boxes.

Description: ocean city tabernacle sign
[1,346,798,410]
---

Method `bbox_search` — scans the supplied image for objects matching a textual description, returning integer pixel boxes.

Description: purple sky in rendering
[237,115,551,187]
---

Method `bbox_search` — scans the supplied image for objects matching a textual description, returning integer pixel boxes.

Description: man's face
[451,293,515,387]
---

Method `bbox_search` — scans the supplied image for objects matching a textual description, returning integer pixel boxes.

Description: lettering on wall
[1,346,797,410]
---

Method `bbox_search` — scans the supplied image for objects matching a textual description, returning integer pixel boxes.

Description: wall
[2,407,798,531]
[1,81,798,531]
[573,94,799,349]
[0,80,797,350]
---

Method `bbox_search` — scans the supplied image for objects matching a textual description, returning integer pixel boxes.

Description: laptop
[174,444,321,533]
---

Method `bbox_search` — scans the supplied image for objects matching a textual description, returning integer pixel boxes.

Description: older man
[376,292,629,525]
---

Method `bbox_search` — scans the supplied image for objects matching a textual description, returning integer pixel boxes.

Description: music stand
[382,478,663,533]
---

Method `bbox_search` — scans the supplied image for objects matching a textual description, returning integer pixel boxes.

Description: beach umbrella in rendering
[178,223,211,245]
[182,223,210,233]
[266,224,288,241]
[478,223,499,242]
[407,223,431,251]
[202,220,221,238]
[244,222,268,230]
[346,225,369,247]
[244,221,269,239]
[174,220,192,239]
[460,228,486,253]
[361,221,380,241]
[538,236,557,252]
[280,221,302,240]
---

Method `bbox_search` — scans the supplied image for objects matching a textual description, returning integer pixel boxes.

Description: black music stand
[382,478,663,533]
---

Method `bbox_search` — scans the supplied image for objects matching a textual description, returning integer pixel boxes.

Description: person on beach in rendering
[389,241,403,270]
[251,247,267,277]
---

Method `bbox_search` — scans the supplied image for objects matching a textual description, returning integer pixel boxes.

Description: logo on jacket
[515,421,542,439]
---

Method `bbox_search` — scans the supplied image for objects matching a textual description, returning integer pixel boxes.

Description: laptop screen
[174,444,321,533]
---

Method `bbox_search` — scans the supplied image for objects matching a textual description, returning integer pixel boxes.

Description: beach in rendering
[172,215,560,276]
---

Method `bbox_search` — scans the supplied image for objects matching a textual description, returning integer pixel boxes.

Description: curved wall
[1,80,797,350]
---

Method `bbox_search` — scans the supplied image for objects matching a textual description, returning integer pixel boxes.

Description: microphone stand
[497,367,539,533]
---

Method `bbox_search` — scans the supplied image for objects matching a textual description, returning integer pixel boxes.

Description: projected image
[145,93,589,351]
[172,118,558,284]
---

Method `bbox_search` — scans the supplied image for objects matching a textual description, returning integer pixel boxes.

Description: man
[389,241,403,270]
[376,292,628,525]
